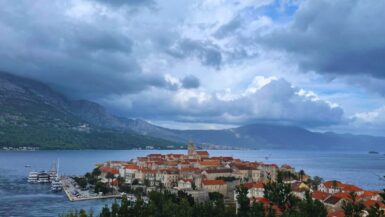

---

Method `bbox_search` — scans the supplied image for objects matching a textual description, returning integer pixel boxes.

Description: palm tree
[299,170,305,182]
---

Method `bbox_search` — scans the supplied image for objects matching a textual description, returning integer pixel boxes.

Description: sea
[0,149,384,217]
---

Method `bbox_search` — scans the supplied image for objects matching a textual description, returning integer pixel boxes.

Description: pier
[62,176,121,202]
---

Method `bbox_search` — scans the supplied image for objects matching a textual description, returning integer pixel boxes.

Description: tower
[187,140,195,157]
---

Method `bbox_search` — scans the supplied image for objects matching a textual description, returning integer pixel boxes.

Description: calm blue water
[0,150,384,217]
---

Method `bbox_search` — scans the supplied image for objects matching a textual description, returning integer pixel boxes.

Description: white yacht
[51,160,63,192]
[37,172,50,183]
[27,171,39,183]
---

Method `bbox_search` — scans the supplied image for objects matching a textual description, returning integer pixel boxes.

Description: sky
[0,0,384,135]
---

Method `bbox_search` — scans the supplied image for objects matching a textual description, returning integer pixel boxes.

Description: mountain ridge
[1,71,385,151]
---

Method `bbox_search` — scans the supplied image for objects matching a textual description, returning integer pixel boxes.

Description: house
[319,181,364,195]
[160,169,179,188]
[121,164,139,183]
[177,179,193,190]
[280,164,295,174]
[201,168,232,180]
[319,181,343,194]
[291,182,310,200]
[359,191,382,201]
[242,182,265,199]
[136,168,156,185]
[199,160,221,169]
[202,179,228,196]
[99,166,119,183]
[324,192,351,209]
[258,164,278,182]
[196,151,209,160]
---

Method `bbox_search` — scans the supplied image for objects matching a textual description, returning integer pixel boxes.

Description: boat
[51,159,63,192]
[24,165,31,168]
[37,172,50,183]
[369,151,379,154]
[27,171,39,183]
[51,178,63,192]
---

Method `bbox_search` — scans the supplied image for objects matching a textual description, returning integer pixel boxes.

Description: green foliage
[366,203,385,217]
[235,185,250,217]
[0,126,180,150]
[74,177,88,189]
[342,192,365,217]
[94,181,112,195]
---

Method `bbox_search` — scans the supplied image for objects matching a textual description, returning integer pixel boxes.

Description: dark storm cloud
[260,0,385,79]
[0,1,170,99]
[182,75,200,89]
[167,39,222,69]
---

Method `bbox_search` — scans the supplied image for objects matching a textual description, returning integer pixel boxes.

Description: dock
[62,176,121,202]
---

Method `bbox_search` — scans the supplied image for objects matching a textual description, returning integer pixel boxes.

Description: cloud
[104,77,344,127]
[0,0,172,99]
[182,75,200,89]
[259,0,385,80]
[92,0,155,8]
[167,39,222,69]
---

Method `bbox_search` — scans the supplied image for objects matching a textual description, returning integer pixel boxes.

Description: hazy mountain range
[1,71,384,151]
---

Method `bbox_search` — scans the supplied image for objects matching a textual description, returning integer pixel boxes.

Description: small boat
[24,165,31,168]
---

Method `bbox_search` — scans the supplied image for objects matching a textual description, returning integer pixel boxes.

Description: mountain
[0,72,180,149]
[173,124,385,151]
[1,71,385,151]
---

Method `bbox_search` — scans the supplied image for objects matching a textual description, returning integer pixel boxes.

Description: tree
[111,200,119,217]
[264,179,299,212]
[249,202,266,217]
[366,203,385,217]
[92,168,101,177]
[380,187,385,201]
[74,177,88,189]
[99,205,110,217]
[299,170,305,182]
[297,191,327,217]
[342,192,365,217]
[309,176,323,190]
[208,192,223,202]
[106,172,115,185]
[235,185,250,217]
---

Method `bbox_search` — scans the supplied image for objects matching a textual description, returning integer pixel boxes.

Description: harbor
[61,176,121,202]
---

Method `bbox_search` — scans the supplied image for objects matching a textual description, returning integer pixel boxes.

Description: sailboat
[51,159,63,192]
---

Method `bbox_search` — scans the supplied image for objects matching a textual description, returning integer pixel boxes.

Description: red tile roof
[124,164,139,170]
[196,151,209,156]
[364,200,385,209]
[243,182,264,189]
[323,180,343,188]
[340,184,363,192]
[200,160,220,166]
[99,166,119,175]
[328,210,345,217]
[312,191,330,201]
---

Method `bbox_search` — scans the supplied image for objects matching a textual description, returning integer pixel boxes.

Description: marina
[61,176,121,202]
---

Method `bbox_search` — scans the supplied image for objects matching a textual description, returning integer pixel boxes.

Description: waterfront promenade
[62,176,121,202]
